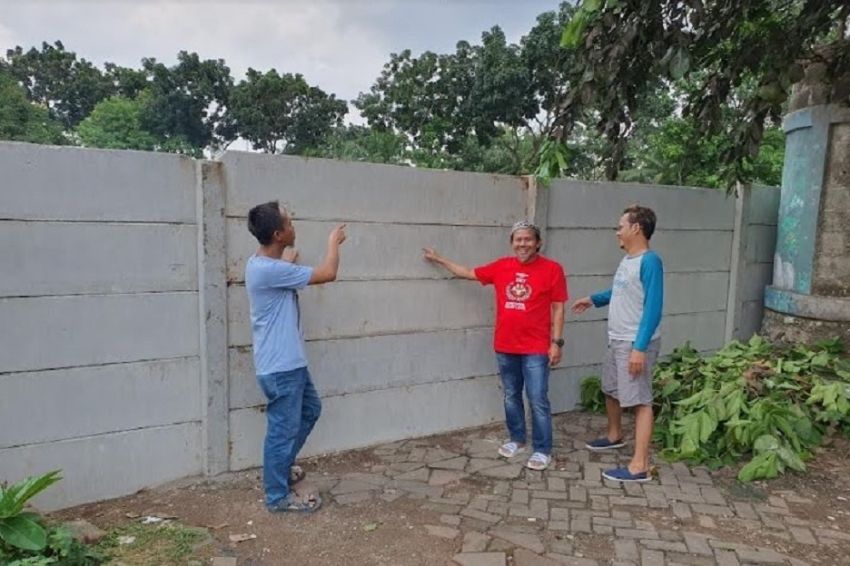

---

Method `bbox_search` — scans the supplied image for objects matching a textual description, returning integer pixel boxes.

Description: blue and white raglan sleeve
[590,288,613,307]
[634,251,664,352]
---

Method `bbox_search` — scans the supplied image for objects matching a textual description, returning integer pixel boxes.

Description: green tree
[0,71,65,144]
[552,0,849,186]
[76,95,158,151]
[230,69,347,154]
[138,51,235,155]
[356,3,583,175]
[307,125,408,165]
[3,41,114,129]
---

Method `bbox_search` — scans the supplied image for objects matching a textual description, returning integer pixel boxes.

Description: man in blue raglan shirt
[245,201,346,512]
[571,205,663,482]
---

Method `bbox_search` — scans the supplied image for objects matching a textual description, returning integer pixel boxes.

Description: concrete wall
[0,142,780,510]
[0,143,204,510]
[221,153,525,470]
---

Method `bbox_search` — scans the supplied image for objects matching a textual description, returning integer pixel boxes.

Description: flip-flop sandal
[290,465,306,485]
[269,492,322,513]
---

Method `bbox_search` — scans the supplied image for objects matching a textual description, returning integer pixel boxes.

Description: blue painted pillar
[763,104,850,345]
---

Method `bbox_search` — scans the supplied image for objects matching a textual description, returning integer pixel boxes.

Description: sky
[0,0,563,112]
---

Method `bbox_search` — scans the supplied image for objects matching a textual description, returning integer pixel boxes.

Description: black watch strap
[552,338,565,348]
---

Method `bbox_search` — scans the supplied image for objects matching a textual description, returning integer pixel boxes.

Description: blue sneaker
[602,467,651,483]
[585,437,625,451]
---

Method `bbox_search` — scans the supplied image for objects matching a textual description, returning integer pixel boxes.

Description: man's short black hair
[248,201,285,245]
[623,204,656,240]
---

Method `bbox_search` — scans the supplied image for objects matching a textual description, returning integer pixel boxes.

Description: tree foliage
[76,95,158,151]
[0,71,65,145]
[552,0,849,187]
[230,69,347,154]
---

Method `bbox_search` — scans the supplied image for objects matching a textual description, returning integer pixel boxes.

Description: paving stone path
[302,412,849,565]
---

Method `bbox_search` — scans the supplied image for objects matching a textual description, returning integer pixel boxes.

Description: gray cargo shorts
[602,338,660,408]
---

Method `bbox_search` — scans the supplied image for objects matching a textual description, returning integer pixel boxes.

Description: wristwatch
[552,338,565,348]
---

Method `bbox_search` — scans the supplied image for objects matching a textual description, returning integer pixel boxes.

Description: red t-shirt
[474,255,568,354]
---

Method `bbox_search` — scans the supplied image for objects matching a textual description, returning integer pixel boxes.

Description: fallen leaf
[363,522,379,532]
[229,533,257,543]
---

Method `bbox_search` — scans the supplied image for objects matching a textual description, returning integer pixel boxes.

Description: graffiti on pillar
[773,109,823,295]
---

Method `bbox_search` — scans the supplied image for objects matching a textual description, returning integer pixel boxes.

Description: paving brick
[550,508,569,522]
[639,548,664,566]
[571,516,592,533]
[334,491,374,505]
[489,528,545,553]
[615,528,658,540]
[640,539,688,553]
[512,489,529,505]
[531,490,568,500]
[610,497,648,507]
[462,531,490,552]
[547,521,569,531]
[452,552,506,566]
[461,507,503,524]
[682,532,713,555]
[671,502,692,520]
[569,486,587,502]
[592,524,613,535]
[731,501,758,519]
[814,528,850,542]
[441,514,462,526]
[690,504,733,517]
[590,496,609,511]
[593,516,633,528]
[713,549,740,566]
[614,539,639,561]
[735,548,787,564]
[547,477,566,492]
[789,526,817,545]
[699,486,726,505]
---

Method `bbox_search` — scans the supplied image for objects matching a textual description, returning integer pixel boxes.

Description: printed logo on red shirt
[505,272,532,310]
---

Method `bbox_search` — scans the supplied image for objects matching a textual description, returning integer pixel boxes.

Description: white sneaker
[526,452,552,471]
[498,441,526,458]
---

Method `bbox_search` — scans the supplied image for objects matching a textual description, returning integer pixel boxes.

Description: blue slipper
[585,437,625,451]
[602,467,651,483]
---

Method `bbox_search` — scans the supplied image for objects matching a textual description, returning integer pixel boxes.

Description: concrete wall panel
[0,221,197,297]
[0,142,196,222]
[0,423,202,511]
[547,229,733,275]
[0,358,200,448]
[226,218,509,283]
[228,375,505,469]
[547,181,735,230]
[1,292,199,373]
[227,280,494,346]
[221,151,526,226]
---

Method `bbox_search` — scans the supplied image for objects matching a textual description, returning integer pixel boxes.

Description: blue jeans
[496,353,552,455]
[256,366,322,508]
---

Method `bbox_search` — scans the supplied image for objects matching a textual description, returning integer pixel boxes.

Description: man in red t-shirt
[423,221,568,471]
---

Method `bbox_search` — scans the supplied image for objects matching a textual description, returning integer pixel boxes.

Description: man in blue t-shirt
[245,201,346,512]
[572,205,664,483]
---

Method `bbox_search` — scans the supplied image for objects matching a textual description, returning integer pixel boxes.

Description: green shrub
[0,471,105,565]
[579,336,850,481]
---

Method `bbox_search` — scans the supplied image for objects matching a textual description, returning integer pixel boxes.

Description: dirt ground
[53,418,850,566]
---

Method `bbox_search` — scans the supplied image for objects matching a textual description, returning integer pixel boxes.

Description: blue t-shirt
[245,256,314,375]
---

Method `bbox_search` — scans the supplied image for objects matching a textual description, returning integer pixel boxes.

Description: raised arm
[309,224,347,285]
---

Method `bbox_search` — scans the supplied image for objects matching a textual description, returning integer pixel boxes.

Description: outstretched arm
[422,248,477,280]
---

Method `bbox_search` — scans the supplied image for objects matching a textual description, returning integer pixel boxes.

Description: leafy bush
[0,471,105,565]
[579,336,850,481]
[579,374,606,413]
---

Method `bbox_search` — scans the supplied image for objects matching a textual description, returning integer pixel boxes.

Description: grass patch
[96,522,210,565]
